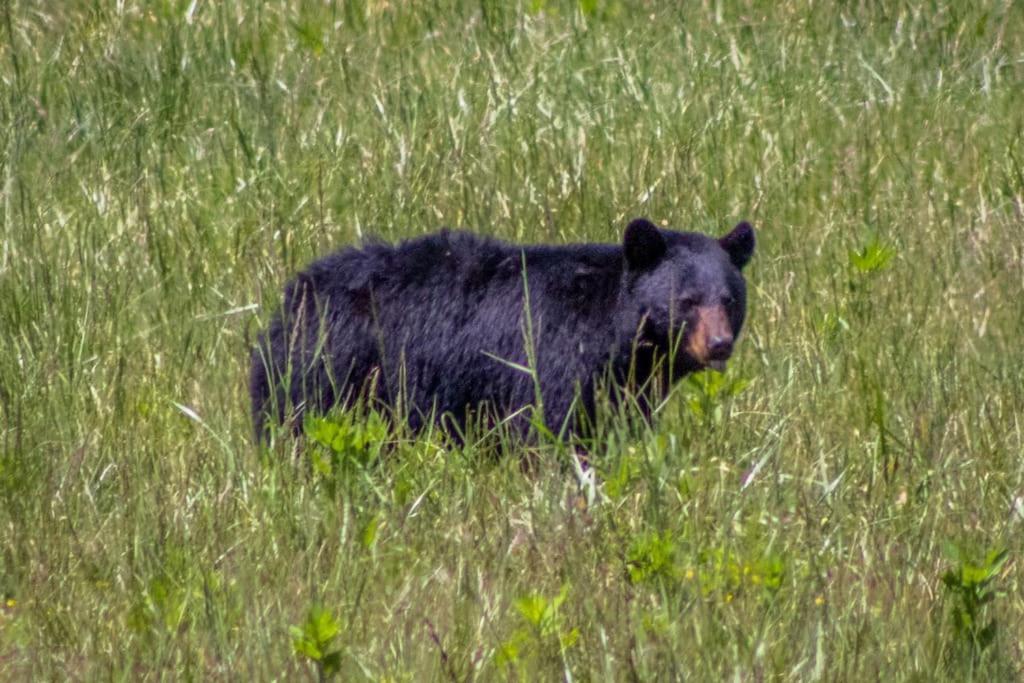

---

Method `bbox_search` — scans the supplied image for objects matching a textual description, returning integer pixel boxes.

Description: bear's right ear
[624,218,667,270]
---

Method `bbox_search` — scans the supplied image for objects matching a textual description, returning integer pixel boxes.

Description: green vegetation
[2,0,1023,678]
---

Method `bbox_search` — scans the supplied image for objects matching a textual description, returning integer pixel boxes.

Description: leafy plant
[290,604,344,681]
[626,531,678,584]
[127,574,189,639]
[683,370,751,424]
[304,410,390,496]
[516,586,579,648]
[497,584,579,675]
[848,237,896,274]
[941,545,1008,659]
[695,547,785,603]
[305,410,389,466]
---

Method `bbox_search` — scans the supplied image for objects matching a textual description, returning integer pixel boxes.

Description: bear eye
[679,296,700,309]
[722,295,735,307]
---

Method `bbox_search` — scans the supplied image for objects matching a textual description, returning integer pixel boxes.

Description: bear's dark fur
[250,218,755,440]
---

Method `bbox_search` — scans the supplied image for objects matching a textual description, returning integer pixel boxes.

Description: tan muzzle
[685,306,734,370]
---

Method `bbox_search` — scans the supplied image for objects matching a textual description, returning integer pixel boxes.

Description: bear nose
[707,336,733,360]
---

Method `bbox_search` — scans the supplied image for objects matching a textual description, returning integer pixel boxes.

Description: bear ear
[719,221,755,269]
[623,218,667,270]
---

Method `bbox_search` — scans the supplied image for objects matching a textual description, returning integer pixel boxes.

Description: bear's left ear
[719,221,755,269]
[624,218,667,270]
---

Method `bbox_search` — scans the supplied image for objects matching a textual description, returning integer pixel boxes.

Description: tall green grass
[2,0,1023,678]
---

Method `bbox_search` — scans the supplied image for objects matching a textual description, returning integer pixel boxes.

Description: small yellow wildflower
[724,592,734,603]
[5,599,14,609]
[815,595,825,606]
[685,568,695,580]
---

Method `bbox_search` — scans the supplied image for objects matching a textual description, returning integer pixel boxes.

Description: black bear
[250,218,754,440]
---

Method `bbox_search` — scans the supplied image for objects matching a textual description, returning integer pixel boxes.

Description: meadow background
[2,0,1024,679]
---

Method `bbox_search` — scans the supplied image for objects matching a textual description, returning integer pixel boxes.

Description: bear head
[620,217,755,374]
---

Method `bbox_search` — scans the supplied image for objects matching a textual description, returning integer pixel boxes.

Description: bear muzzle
[686,306,734,372]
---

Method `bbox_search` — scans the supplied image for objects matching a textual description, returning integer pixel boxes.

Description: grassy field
[2,0,1024,679]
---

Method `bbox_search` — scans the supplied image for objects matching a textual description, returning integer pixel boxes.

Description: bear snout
[707,335,734,361]
[685,305,734,369]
